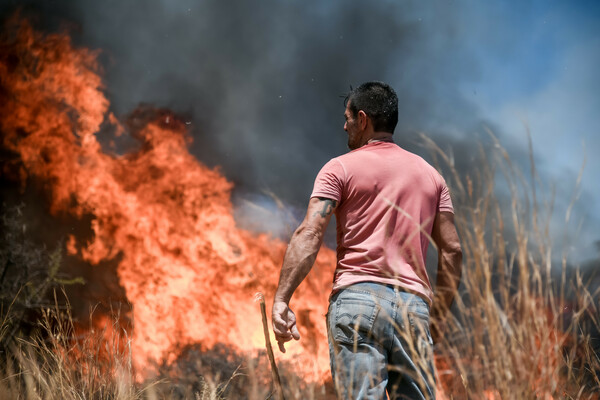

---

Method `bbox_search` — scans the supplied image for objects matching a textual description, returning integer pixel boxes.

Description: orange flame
[0,18,335,382]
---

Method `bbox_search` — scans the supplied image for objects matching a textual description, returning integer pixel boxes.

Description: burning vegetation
[0,16,598,400]
[0,16,334,388]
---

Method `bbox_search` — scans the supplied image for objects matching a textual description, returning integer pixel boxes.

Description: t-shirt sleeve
[311,159,345,202]
[438,180,454,214]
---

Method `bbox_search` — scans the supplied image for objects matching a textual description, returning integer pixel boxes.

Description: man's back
[311,141,453,303]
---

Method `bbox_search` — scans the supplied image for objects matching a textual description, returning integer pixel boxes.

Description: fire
[0,18,335,382]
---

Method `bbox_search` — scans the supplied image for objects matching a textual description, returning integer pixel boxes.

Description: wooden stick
[255,292,284,400]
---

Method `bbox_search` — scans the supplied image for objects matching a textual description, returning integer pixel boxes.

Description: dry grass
[0,292,325,399]
[422,133,599,399]
[0,138,598,399]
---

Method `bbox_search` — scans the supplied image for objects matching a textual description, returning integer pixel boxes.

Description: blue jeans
[327,282,435,400]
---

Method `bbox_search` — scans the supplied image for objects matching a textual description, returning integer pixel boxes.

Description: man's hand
[272,301,301,353]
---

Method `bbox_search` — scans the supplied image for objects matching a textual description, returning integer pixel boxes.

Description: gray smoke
[1,0,597,264]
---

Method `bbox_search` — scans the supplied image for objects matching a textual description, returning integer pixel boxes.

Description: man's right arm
[272,196,337,352]
[430,211,463,338]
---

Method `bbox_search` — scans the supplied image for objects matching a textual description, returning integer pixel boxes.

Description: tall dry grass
[0,137,598,399]
[422,132,599,399]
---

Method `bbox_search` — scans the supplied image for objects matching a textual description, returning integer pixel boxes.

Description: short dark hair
[344,81,398,133]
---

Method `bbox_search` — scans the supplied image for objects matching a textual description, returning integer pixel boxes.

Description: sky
[0,0,598,264]
[459,1,600,263]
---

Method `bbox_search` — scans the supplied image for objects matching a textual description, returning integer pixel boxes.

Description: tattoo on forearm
[314,198,337,218]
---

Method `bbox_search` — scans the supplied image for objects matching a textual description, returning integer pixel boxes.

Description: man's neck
[367,132,394,144]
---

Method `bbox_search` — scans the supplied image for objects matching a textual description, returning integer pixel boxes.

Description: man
[272,82,462,399]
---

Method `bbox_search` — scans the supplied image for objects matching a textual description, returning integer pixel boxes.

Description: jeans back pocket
[332,297,379,345]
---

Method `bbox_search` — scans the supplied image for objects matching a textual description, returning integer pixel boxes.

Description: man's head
[344,81,398,135]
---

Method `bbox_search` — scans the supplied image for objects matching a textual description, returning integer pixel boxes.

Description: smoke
[0,0,475,190]
[0,0,597,263]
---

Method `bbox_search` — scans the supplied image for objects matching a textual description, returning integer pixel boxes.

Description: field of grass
[1,138,598,400]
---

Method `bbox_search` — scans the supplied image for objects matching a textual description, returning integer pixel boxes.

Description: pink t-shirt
[311,141,453,304]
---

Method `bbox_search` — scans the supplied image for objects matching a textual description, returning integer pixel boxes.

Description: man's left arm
[272,196,337,353]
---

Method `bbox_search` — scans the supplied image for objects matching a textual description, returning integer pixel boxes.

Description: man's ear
[358,110,368,130]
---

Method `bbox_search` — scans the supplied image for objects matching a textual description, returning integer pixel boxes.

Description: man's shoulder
[316,157,346,179]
